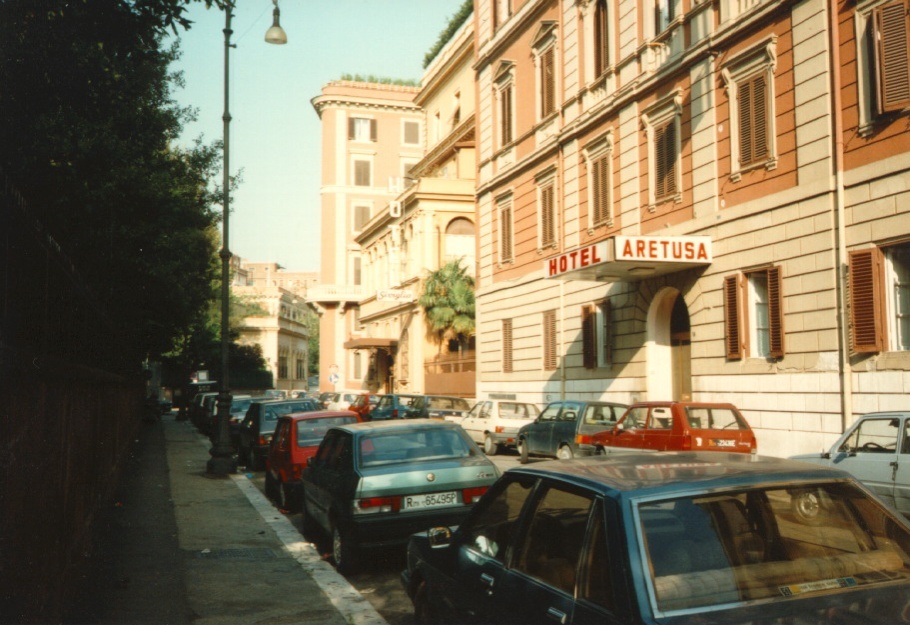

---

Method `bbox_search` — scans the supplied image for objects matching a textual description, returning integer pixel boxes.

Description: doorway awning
[544,235,712,282]
[343,337,398,350]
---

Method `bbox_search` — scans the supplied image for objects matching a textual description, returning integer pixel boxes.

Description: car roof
[280,410,358,421]
[626,401,738,409]
[506,452,855,498]
[254,398,317,406]
[327,418,461,435]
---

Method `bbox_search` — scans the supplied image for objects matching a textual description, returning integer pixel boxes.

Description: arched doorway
[646,287,692,401]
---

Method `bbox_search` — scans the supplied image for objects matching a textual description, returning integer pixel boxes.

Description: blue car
[402,452,910,624]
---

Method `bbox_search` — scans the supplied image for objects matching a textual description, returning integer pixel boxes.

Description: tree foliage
[423,0,473,69]
[418,259,475,354]
[0,0,236,365]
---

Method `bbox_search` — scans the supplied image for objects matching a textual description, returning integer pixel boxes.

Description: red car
[589,401,757,454]
[347,392,382,421]
[265,410,361,512]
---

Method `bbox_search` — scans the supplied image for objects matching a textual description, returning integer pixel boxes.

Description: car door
[527,403,562,455]
[239,404,259,453]
[461,401,490,444]
[304,430,352,530]
[640,406,674,451]
[895,417,910,514]
[269,418,292,478]
[830,415,903,508]
[552,402,583,451]
[610,406,648,449]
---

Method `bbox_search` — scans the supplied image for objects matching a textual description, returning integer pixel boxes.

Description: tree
[418,259,475,357]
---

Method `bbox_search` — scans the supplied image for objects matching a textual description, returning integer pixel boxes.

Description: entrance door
[647,288,691,402]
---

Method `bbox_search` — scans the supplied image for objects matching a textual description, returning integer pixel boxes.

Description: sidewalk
[67,415,388,625]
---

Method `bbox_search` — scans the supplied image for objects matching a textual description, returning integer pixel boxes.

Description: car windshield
[429,397,471,410]
[500,402,540,419]
[265,401,315,421]
[231,398,252,414]
[684,406,748,430]
[359,428,475,467]
[639,482,910,614]
[296,417,356,447]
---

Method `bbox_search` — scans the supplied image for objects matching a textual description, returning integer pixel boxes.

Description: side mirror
[427,526,453,548]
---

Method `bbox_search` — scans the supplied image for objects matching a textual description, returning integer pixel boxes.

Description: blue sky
[168,0,465,272]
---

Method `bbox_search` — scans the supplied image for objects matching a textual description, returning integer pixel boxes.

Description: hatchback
[460,399,541,455]
[409,395,472,420]
[369,393,423,421]
[347,392,382,420]
[265,410,361,512]
[301,419,500,573]
[237,398,319,470]
[402,452,910,625]
[517,400,627,462]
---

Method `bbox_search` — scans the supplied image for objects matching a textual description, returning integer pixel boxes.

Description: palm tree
[418,259,475,357]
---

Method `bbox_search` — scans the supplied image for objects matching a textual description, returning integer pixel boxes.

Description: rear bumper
[350,507,471,550]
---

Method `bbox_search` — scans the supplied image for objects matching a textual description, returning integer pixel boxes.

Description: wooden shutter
[540,184,555,246]
[544,310,558,370]
[594,0,608,77]
[600,299,613,364]
[874,0,910,114]
[739,73,769,166]
[850,248,887,353]
[767,266,785,358]
[348,117,355,140]
[369,119,377,142]
[501,84,513,145]
[500,204,513,262]
[582,305,596,369]
[503,319,513,373]
[655,120,677,199]
[541,47,555,117]
[724,274,744,360]
[592,153,610,226]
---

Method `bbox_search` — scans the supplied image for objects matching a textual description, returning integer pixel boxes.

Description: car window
[622,406,648,429]
[539,404,561,422]
[377,396,392,409]
[324,433,353,471]
[461,477,535,563]
[296,416,357,447]
[902,420,910,454]
[583,405,614,426]
[579,501,613,610]
[514,485,594,594]
[274,421,291,451]
[359,428,474,467]
[842,417,900,453]
[685,407,747,431]
[647,407,672,430]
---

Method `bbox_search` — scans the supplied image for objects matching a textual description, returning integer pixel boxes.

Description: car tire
[414,579,439,625]
[518,438,529,464]
[790,490,822,525]
[264,470,279,502]
[483,434,499,456]
[556,445,574,460]
[332,522,359,575]
[279,481,299,513]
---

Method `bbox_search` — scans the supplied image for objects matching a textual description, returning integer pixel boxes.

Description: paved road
[246,449,523,624]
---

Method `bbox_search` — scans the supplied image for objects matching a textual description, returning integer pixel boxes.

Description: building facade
[309,81,423,392]
[473,0,910,456]
[353,15,477,397]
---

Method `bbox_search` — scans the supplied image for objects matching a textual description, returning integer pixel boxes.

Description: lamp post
[208,0,287,475]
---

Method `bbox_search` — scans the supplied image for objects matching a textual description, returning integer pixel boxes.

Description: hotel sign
[377,289,415,303]
[545,236,712,280]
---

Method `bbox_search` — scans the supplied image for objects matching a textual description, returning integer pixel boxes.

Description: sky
[168,0,466,273]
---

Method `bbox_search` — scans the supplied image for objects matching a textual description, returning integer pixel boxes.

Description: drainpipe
[828,3,851,432]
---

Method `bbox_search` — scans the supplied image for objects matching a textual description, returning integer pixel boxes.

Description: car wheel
[279,481,299,513]
[518,438,529,464]
[790,490,822,525]
[556,445,574,460]
[483,434,499,456]
[264,470,279,502]
[332,523,359,574]
[414,579,441,625]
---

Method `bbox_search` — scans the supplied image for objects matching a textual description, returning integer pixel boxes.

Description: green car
[301,419,500,573]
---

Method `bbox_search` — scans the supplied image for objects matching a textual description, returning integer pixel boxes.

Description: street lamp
[208,0,287,475]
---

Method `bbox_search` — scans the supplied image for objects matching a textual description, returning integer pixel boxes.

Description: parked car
[402,452,910,625]
[327,390,366,411]
[409,395,472,420]
[517,400,627,462]
[189,391,219,430]
[301,419,500,573]
[317,391,336,409]
[791,410,910,520]
[237,398,319,470]
[215,394,252,441]
[591,401,757,456]
[459,399,541,455]
[369,393,423,421]
[265,410,361,512]
[348,392,382,420]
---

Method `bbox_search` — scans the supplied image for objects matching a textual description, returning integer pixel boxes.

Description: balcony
[424,349,476,399]
[306,284,364,305]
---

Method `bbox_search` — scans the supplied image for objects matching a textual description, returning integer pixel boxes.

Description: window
[462,476,534,563]
[594,0,610,77]
[579,501,613,609]
[724,267,784,360]
[537,172,556,248]
[503,319,513,373]
[874,0,910,114]
[354,352,362,379]
[654,0,674,34]
[850,242,910,353]
[353,159,371,187]
[584,133,613,228]
[493,0,511,29]
[641,91,682,208]
[498,196,514,264]
[296,358,305,381]
[278,356,288,379]
[533,22,558,120]
[544,310,558,370]
[353,203,370,231]
[721,37,778,179]
[403,120,420,145]
[348,117,376,142]
[353,257,362,286]
[844,417,901,453]
[582,300,612,369]
[495,62,515,148]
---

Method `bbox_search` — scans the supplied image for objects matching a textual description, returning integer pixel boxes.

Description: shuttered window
[500,82,514,146]
[499,201,513,263]
[874,0,910,114]
[738,73,769,167]
[348,117,377,142]
[540,46,556,118]
[767,266,785,358]
[594,0,609,77]
[849,248,887,353]
[539,183,555,247]
[582,305,596,369]
[724,267,785,360]
[353,160,371,186]
[654,120,678,199]
[544,310,558,370]
[591,152,611,226]
[724,274,745,360]
[503,319,513,373]
[582,300,612,369]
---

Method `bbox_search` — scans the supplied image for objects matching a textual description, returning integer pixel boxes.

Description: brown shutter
[767,266,785,358]
[541,47,555,117]
[592,154,610,226]
[724,274,744,360]
[501,85,513,145]
[850,248,887,353]
[544,310,558,370]
[874,0,910,114]
[541,184,554,246]
[739,74,769,166]
[582,305,596,369]
[348,117,355,140]
[600,299,613,364]
[503,319,513,373]
[369,119,377,141]
[594,0,608,77]
[655,121,677,198]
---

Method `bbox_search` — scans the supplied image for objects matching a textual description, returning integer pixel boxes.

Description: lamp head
[265,0,287,45]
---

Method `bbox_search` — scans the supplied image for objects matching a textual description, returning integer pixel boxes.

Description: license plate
[712,439,736,447]
[402,491,459,510]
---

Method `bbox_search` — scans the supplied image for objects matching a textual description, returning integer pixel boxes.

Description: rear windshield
[501,402,541,419]
[684,407,748,430]
[359,428,475,467]
[296,416,357,447]
[429,397,471,411]
[639,482,910,614]
[264,401,316,421]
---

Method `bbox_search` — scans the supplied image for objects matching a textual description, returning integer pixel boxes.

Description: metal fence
[0,168,143,623]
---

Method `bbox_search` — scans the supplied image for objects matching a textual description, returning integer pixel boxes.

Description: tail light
[462,486,489,504]
[495,426,505,434]
[576,434,593,446]
[750,436,758,454]
[258,434,272,446]
[291,464,303,480]
[392,409,399,418]
[354,496,401,514]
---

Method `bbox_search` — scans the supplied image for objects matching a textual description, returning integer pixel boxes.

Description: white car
[458,399,541,455]
[326,390,366,411]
